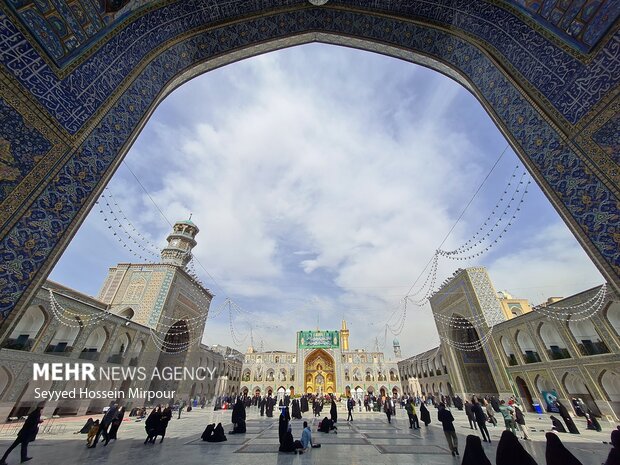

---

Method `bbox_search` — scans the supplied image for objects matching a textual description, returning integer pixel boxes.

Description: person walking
[420,401,431,426]
[405,398,420,429]
[471,398,491,443]
[464,401,478,430]
[0,406,43,464]
[89,403,118,447]
[498,400,516,435]
[484,399,497,427]
[437,403,458,456]
[512,401,530,440]
[347,397,354,422]
[384,397,393,424]
[107,406,125,442]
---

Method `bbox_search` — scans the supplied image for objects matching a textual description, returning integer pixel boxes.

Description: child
[86,420,100,448]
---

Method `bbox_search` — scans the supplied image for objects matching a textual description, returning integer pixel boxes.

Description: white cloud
[50,44,603,358]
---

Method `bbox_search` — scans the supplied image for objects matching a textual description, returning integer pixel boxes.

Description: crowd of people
[0,391,616,465]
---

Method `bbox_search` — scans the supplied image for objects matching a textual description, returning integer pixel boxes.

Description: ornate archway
[304,349,335,394]
[0,2,618,318]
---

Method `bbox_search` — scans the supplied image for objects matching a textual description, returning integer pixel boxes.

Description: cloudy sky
[49,44,603,358]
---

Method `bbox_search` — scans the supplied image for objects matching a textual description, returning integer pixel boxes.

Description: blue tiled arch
[0,2,618,317]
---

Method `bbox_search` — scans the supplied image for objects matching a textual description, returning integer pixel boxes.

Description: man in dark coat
[347,397,354,421]
[266,395,275,418]
[259,396,265,416]
[0,406,43,464]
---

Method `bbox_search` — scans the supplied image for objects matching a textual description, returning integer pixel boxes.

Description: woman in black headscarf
[461,435,492,465]
[300,395,309,413]
[291,398,302,419]
[545,432,583,465]
[550,416,567,433]
[78,418,94,434]
[207,423,227,442]
[496,430,538,465]
[155,405,172,442]
[420,402,431,426]
[330,398,337,423]
[278,408,289,446]
[555,401,579,434]
[144,407,161,444]
[230,398,246,434]
[605,429,620,465]
[107,406,125,442]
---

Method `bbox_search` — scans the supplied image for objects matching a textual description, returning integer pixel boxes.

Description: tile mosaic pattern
[0,4,618,319]
[507,0,619,51]
[592,112,620,165]
[0,0,618,135]
[4,0,139,67]
[0,98,52,202]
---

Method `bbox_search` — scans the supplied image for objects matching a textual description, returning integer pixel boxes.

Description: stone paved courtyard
[0,407,613,465]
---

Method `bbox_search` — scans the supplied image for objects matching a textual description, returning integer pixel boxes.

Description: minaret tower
[393,338,402,359]
[160,217,199,267]
[340,320,350,351]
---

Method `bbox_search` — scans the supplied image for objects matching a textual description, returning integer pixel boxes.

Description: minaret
[160,217,199,267]
[340,320,350,351]
[393,338,402,358]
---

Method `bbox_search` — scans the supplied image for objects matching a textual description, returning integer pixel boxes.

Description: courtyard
[0,406,612,465]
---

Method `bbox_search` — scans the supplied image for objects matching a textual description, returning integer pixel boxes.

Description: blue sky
[49,44,603,358]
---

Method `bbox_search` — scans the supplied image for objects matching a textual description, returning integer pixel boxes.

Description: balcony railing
[107,354,124,364]
[507,354,518,366]
[79,351,101,360]
[45,344,74,355]
[2,338,34,351]
[547,347,571,360]
[522,351,542,364]
[577,340,610,356]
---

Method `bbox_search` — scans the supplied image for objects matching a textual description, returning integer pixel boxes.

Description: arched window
[6,305,46,350]
[108,332,130,363]
[116,307,135,319]
[500,336,518,365]
[539,323,570,360]
[516,330,541,363]
[46,323,80,353]
[569,319,609,356]
[606,302,620,337]
[600,370,620,406]
[80,327,107,360]
[242,369,250,382]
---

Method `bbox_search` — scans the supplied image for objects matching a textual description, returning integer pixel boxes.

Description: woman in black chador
[78,418,94,434]
[144,407,161,444]
[107,406,125,442]
[330,398,338,423]
[556,401,580,434]
[207,423,227,442]
[550,415,567,433]
[495,430,538,465]
[545,432,583,465]
[155,406,172,443]
[278,408,289,447]
[461,435,492,465]
[300,395,309,413]
[230,398,246,434]
[291,399,302,420]
[420,402,431,426]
